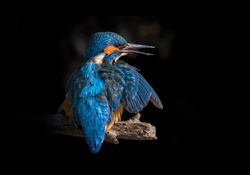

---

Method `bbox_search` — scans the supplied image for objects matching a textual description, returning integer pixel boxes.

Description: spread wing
[114,60,163,113]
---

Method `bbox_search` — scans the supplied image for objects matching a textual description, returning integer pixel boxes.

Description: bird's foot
[105,131,119,144]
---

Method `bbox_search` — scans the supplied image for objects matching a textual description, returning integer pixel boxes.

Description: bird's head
[83,32,154,64]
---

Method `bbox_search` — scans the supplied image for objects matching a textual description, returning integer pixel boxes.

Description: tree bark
[16,112,157,144]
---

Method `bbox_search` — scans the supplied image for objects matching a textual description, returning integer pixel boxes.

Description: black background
[16,16,216,167]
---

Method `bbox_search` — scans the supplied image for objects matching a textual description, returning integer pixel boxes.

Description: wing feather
[99,63,125,111]
[114,60,163,113]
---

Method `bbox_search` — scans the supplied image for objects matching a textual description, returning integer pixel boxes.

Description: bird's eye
[114,43,120,48]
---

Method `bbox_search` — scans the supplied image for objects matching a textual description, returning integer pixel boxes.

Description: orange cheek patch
[104,46,119,55]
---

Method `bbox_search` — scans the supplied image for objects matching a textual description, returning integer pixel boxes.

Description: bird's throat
[92,52,127,65]
[93,52,105,65]
[114,53,127,62]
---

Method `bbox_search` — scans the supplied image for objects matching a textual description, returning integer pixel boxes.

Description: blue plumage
[66,62,111,153]
[62,32,163,153]
[113,60,163,113]
[99,62,125,110]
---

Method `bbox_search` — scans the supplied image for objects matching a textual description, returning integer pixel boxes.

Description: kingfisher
[58,32,163,153]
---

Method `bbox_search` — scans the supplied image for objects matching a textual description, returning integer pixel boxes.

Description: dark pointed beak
[120,43,155,56]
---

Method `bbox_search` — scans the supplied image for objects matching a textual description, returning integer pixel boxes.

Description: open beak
[120,43,155,56]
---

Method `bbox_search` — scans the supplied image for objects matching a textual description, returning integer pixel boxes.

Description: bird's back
[66,62,112,153]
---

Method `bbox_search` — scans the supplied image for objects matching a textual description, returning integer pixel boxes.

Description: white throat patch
[93,52,105,65]
[92,52,127,64]
[114,53,128,62]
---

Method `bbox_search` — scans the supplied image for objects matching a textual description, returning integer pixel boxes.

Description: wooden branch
[105,113,157,144]
[16,112,157,144]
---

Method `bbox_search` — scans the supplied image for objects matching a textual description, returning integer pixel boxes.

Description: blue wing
[113,60,163,113]
[99,62,125,111]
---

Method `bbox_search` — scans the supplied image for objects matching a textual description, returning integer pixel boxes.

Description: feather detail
[66,62,111,153]
[58,92,76,126]
[114,60,163,113]
[138,73,163,109]
[105,103,124,131]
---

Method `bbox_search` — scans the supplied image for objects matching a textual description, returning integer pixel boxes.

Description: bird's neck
[79,62,104,97]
